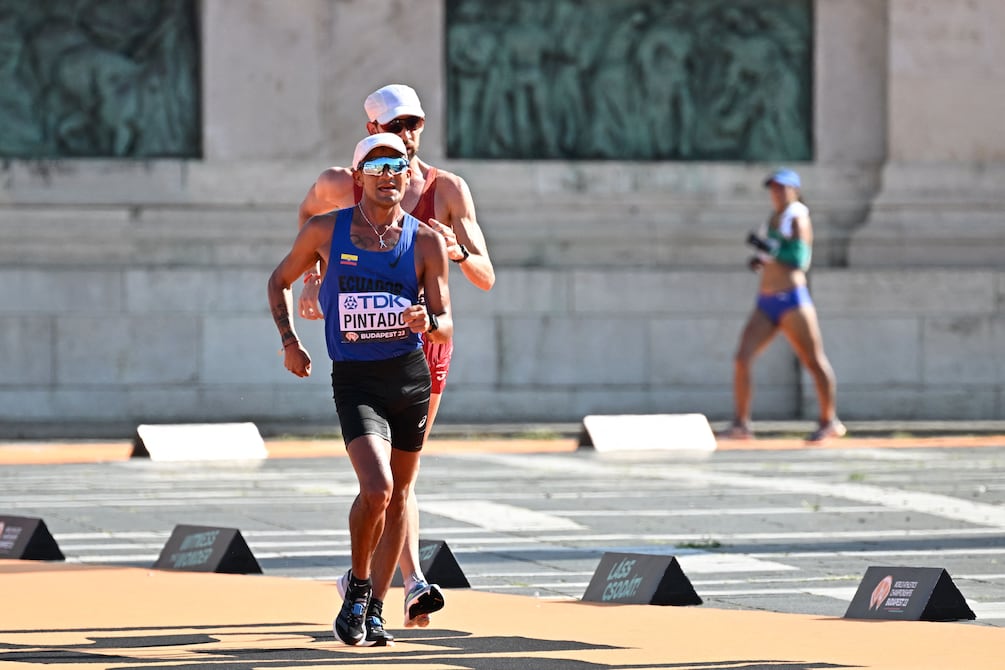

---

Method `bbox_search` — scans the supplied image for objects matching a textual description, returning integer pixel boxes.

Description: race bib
[339,292,412,343]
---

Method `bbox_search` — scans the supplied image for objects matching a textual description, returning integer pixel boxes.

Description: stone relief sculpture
[445,0,811,161]
[0,0,199,158]
[447,2,496,157]
[0,10,44,154]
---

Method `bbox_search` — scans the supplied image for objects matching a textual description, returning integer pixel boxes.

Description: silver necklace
[357,204,394,249]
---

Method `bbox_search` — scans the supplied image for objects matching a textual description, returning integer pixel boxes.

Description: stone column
[850,0,1005,266]
[201,0,326,161]
[809,0,888,266]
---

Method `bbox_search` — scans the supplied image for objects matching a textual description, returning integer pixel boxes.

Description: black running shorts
[330,349,431,452]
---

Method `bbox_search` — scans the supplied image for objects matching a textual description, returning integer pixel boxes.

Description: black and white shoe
[360,599,394,647]
[333,573,370,645]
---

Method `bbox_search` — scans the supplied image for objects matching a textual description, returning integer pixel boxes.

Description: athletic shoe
[359,599,394,647]
[335,569,349,600]
[716,421,754,440]
[806,419,848,444]
[333,574,370,645]
[403,579,445,628]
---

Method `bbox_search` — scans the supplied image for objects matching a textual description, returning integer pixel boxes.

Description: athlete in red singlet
[295,84,495,632]
[349,167,454,393]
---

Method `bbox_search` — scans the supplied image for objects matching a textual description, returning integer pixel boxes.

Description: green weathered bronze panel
[0,0,200,159]
[446,0,812,161]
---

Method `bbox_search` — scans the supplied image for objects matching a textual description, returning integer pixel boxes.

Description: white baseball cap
[363,84,426,125]
[351,133,407,169]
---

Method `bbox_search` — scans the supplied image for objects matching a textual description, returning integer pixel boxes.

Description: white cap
[363,84,425,125]
[351,133,407,169]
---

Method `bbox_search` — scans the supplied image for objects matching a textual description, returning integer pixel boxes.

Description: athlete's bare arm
[429,171,495,291]
[298,167,356,228]
[413,224,453,343]
[268,215,336,377]
[296,167,355,319]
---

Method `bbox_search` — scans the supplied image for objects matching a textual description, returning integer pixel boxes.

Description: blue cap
[764,168,801,189]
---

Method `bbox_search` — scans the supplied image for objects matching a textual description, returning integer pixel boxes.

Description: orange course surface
[2,433,1005,465]
[0,437,583,465]
[1,559,1003,670]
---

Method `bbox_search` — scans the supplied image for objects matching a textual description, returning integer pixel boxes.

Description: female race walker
[721,168,846,444]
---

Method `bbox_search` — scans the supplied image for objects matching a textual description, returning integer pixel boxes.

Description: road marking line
[418,500,585,531]
[465,453,1005,529]
[552,505,890,517]
[972,602,1005,618]
[758,547,1005,558]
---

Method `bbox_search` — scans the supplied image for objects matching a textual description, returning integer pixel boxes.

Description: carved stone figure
[445,0,811,161]
[0,0,199,158]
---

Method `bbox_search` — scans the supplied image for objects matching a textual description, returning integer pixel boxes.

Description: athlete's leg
[731,308,778,429]
[425,392,444,442]
[369,446,422,604]
[344,435,394,580]
[397,341,451,626]
[398,391,441,578]
[334,433,392,645]
[778,305,840,427]
[395,391,443,626]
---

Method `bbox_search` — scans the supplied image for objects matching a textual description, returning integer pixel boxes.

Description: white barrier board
[581,414,717,453]
[133,423,268,461]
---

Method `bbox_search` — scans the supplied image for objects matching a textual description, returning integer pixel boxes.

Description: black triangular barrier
[582,552,702,605]
[0,515,64,561]
[391,539,470,588]
[153,524,262,574]
[844,566,975,621]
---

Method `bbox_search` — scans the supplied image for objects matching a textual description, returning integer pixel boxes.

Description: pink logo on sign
[870,575,893,610]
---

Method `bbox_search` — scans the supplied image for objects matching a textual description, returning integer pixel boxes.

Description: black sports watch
[426,311,439,333]
[452,244,470,263]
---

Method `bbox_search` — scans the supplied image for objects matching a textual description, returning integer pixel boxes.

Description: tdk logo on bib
[340,292,411,343]
[345,294,409,310]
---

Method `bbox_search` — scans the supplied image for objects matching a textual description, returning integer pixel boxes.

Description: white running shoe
[403,580,445,628]
[335,569,349,599]
[807,419,848,444]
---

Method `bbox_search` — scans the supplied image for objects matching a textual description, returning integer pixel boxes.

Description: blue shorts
[756,285,813,326]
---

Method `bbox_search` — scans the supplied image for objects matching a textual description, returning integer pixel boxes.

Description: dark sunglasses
[381,116,424,134]
[358,156,409,176]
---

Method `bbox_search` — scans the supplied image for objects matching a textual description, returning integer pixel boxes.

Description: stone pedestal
[851,0,1005,268]
[850,163,1005,267]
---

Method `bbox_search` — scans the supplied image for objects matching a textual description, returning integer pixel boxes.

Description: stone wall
[0,0,1002,437]
[2,262,1001,437]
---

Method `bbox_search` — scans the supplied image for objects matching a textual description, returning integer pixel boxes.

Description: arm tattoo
[271,301,297,345]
